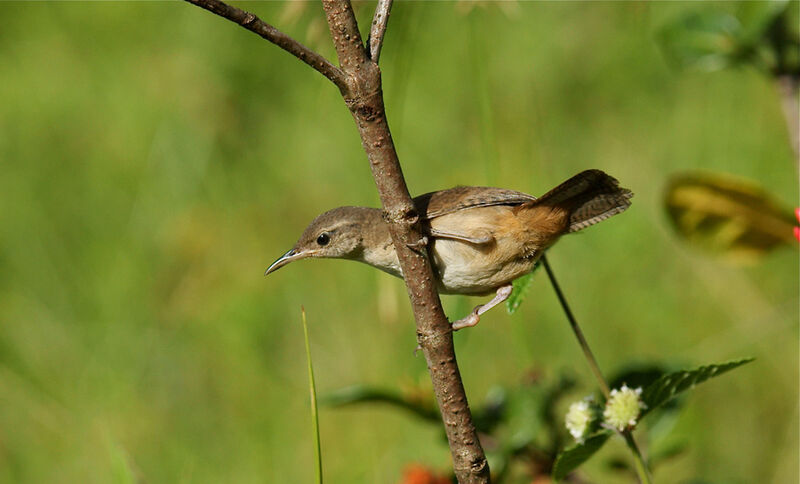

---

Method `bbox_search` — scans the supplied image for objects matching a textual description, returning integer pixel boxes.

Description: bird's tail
[528,169,633,233]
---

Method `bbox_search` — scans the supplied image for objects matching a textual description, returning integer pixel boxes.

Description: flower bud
[603,384,645,431]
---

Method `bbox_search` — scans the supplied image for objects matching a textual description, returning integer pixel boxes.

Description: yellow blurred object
[664,171,797,263]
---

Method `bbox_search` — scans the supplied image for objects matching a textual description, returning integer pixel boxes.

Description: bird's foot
[451,309,481,330]
[450,284,514,331]
[406,236,428,254]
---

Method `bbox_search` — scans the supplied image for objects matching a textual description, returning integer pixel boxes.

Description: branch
[183,0,491,481]
[184,0,347,91]
[320,1,490,482]
[369,0,393,62]
[321,0,368,73]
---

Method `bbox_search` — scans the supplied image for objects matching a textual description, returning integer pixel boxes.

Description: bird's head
[265,206,378,275]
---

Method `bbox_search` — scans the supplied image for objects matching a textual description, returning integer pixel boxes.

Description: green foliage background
[0,2,796,483]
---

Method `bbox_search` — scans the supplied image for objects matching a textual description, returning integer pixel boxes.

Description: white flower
[603,384,646,431]
[565,397,597,442]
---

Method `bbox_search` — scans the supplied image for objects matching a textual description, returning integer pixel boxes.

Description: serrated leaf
[608,363,669,392]
[664,172,796,263]
[659,11,747,71]
[608,362,685,415]
[506,261,541,314]
[321,385,440,423]
[552,431,613,481]
[641,358,754,418]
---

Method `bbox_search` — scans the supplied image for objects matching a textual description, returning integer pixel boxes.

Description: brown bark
[184,0,490,481]
[369,0,393,62]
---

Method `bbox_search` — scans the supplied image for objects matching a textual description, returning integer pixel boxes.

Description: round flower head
[565,396,599,442]
[603,384,645,431]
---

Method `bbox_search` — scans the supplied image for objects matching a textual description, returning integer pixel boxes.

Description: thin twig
[542,255,652,484]
[369,0,393,62]
[541,256,610,397]
[184,0,347,91]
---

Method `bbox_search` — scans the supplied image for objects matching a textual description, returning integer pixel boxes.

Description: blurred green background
[0,1,797,483]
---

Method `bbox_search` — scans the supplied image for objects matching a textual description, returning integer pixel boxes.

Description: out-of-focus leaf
[321,385,440,423]
[649,440,689,469]
[659,11,748,71]
[506,261,541,314]
[552,431,612,481]
[504,380,548,447]
[737,0,790,43]
[641,358,754,418]
[605,456,631,472]
[472,386,508,434]
[664,172,797,263]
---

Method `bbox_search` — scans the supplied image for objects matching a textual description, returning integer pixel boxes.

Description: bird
[265,169,632,329]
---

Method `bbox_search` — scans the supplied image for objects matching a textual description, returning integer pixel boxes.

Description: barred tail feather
[534,169,633,233]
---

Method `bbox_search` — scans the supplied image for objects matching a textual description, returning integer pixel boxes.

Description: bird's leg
[451,284,514,330]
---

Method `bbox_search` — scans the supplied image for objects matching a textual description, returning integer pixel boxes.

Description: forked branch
[183,0,490,482]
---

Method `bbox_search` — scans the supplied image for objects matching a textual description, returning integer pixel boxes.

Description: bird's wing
[414,186,536,220]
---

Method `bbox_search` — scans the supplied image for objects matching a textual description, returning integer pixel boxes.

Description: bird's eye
[316,233,330,246]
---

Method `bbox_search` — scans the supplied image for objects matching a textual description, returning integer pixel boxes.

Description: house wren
[266,169,632,329]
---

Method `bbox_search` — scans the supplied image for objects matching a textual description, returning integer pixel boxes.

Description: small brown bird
[266,170,632,329]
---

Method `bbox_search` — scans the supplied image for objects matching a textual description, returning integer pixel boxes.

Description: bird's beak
[264,248,308,276]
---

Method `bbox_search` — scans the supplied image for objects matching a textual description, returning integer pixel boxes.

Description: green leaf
[664,172,796,263]
[659,11,748,72]
[737,0,790,43]
[321,385,440,423]
[552,431,613,481]
[506,261,541,314]
[641,358,754,418]
[608,363,669,392]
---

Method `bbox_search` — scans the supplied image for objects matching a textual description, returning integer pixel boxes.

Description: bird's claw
[406,236,429,255]
[451,307,481,331]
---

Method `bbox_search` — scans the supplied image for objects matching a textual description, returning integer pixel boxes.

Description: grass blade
[301,307,322,484]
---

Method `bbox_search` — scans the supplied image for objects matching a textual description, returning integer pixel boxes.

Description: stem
[623,430,653,484]
[542,255,652,483]
[541,255,610,398]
